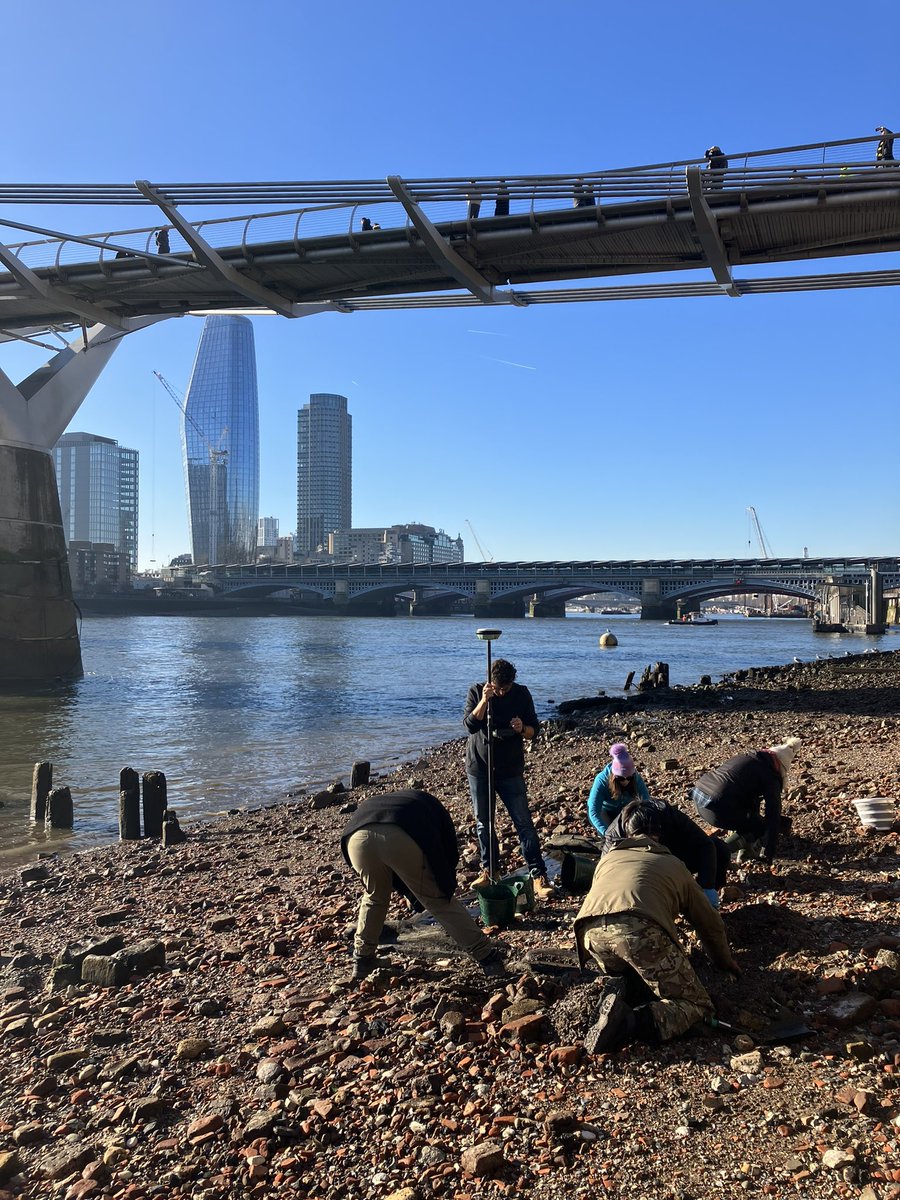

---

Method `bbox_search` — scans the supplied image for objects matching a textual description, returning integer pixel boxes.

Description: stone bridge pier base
[0,445,81,682]
[407,590,456,616]
[639,579,678,621]
[473,581,526,619]
[528,595,566,618]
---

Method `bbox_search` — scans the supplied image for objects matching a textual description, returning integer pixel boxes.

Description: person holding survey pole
[463,634,553,899]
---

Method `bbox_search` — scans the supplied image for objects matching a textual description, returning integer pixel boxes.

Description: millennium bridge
[2,131,899,680]
[190,556,900,625]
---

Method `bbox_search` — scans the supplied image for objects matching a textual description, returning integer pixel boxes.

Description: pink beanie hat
[610,743,636,778]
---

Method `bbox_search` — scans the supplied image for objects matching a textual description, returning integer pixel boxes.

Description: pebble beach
[0,649,898,1200]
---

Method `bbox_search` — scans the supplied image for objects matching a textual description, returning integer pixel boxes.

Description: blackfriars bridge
[2,131,900,680]
[195,557,900,625]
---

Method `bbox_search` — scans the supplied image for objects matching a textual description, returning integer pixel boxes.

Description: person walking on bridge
[464,658,553,898]
[876,126,895,163]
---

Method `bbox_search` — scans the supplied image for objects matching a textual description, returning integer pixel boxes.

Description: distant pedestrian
[691,737,801,861]
[586,743,650,835]
[875,126,895,163]
[361,217,373,231]
[340,789,504,980]
[494,182,510,217]
[704,145,728,190]
[573,178,595,207]
[154,228,170,254]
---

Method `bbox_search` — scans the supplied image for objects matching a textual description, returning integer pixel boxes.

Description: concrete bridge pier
[528,595,566,618]
[866,568,886,634]
[639,578,678,621]
[407,590,456,616]
[473,581,527,619]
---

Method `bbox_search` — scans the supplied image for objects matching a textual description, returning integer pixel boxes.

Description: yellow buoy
[598,629,618,647]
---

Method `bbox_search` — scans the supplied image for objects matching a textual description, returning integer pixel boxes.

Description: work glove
[702,887,720,909]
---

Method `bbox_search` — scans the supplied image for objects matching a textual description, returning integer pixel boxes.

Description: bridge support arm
[386,176,527,306]
[0,237,126,329]
[685,167,740,298]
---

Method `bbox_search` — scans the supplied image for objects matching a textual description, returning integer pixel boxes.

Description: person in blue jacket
[587,743,650,835]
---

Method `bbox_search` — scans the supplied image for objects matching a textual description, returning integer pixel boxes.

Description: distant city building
[258,516,279,550]
[183,315,259,566]
[53,432,139,570]
[274,536,295,563]
[329,524,464,565]
[296,393,351,557]
[67,541,131,593]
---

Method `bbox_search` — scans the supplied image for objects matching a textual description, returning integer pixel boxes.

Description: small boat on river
[667,614,719,626]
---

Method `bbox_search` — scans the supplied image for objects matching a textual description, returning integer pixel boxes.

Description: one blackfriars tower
[182,315,259,565]
[296,393,352,558]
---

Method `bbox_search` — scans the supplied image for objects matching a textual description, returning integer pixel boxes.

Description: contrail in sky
[481,356,537,371]
[468,329,509,336]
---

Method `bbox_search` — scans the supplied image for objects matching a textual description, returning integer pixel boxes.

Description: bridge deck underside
[2,184,899,330]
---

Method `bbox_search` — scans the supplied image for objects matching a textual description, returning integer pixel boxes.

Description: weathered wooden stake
[31,762,52,823]
[119,767,141,840]
[142,771,167,839]
[46,786,73,829]
[162,809,187,846]
[623,671,635,692]
[350,760,370,789]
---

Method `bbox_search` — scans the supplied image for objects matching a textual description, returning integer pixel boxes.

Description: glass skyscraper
[53,432,139,569]
[182,315,259,565]
[296,393,352,557]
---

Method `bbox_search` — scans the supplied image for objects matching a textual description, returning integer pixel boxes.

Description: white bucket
[852,798,896,831]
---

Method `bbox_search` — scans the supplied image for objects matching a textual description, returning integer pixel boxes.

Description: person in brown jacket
[573,801,741,1051]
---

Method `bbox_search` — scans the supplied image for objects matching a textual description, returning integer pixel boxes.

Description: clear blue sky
[3,0,898,568]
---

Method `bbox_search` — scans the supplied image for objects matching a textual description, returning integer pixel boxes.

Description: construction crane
[747,506,774,559]
[465,519,494,562]
[153,370,229,566]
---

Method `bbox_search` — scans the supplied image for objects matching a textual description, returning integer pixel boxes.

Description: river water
[0,613,891,863]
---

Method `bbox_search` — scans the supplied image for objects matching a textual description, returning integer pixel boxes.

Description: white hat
[770,737,801,773]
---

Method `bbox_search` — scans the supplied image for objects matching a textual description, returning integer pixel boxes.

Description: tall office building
[296,393,351,557]
[182,315,259,565]
[53,432,139,569]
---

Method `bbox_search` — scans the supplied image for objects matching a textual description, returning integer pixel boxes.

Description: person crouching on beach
[340,789,504,980]
[587,743,650,836]
[691,738,801,862]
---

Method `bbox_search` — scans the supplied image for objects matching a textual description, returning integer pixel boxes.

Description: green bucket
[560,853,599,893]
[510,873,535,913]
[477,882,520,928]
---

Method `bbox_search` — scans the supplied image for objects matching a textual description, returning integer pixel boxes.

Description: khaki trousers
[346,825,491,962]
[582,913,713,1041]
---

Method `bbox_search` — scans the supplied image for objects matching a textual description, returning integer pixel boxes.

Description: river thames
[0,613,892,861]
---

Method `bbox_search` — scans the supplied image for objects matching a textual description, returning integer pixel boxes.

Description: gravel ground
[0,649,898,1200]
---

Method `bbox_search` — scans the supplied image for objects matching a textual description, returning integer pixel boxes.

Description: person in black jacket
[463,658,552,897]
[340,789,501,979]
[602,798,729,908]
[691,738,801,861]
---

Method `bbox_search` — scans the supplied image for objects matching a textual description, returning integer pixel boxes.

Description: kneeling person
[341,789,500,979]
[574,801,740,1049]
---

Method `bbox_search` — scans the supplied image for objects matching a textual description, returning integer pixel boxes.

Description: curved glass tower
[182,316,259,565]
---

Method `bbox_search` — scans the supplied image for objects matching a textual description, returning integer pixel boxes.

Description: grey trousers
[346,825,492,962]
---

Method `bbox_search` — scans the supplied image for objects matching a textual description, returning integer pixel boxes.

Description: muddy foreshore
[0,651,898,1200]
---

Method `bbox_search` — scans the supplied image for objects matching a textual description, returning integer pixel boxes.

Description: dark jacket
[694,751,784,855]
[463,681,539,779]
[340,789,460,903]
[602,797,720,888]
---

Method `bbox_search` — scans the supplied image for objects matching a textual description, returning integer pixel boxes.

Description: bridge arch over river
[2,132,899,680]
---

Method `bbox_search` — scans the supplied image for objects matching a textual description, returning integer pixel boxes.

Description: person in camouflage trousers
[574,801,741,1048]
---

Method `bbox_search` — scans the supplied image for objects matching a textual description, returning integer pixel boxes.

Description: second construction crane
[747,506,774,559]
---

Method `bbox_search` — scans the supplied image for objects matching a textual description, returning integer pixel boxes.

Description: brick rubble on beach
[0,650,899,1199]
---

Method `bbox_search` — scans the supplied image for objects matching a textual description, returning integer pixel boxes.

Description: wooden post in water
[623,671,635,692]
[46,786,73,828]
[142,771,167,839]
[31,762,52,823]
[119,767,141,840]
[350,761,370,789]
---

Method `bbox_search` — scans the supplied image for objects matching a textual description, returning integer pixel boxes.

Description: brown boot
[532,873,556,901]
